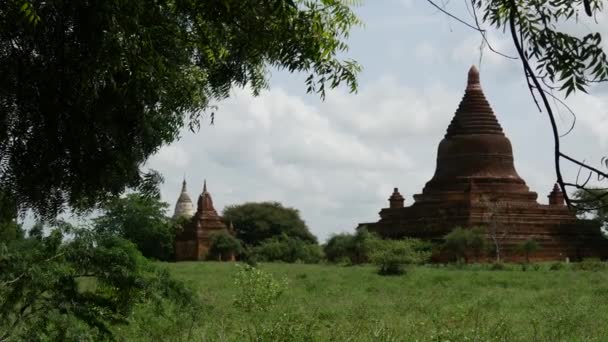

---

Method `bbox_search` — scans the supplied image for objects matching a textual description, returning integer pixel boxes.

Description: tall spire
[445,65,504,137]
[197,179,216,213]
[417,66,535,202]
[548,182,566,206]
[181,177,187,192]
[389,188,405,208]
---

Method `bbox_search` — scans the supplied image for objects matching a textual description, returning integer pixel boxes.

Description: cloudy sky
[146,1,608,242]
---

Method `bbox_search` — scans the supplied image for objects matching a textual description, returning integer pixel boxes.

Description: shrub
[549,262,565,271]
[369,238,431,275]
[517,239,540,263]
[323,228,380,265]
[323,233,355,263]
[240,247,259,267]
[93,193,176,261]
[443,226,486,263]
[233,264,288,312]
[0,224,196,341]
[573,258,606,272]
[208,231,242,261]
[253,235,322,263]
[489,262,506,271]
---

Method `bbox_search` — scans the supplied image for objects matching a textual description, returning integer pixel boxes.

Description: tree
[369,238,431,275]
[517,239,540,263]
[208,231,242,261]
[322,228,379,264]
[0,223,195,341]
[574,188,608,234]
[222,202,317,246]
[481,196,514,263]
[0,190,23,243]
[443,227,486,264]
[0,221,23,243]
[252,234,323,263]
[323,233,356,263]
[1,0,361,219]
[93,193,175,261]
[426,0,608,207]
[27,221,44,240]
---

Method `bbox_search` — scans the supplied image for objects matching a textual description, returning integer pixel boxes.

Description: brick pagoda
[359,66,608,261]
[175,180,235,261]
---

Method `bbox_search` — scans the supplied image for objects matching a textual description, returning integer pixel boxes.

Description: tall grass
[117,262,608,341]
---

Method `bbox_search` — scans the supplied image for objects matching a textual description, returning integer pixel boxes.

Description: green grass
[121,262,608,341]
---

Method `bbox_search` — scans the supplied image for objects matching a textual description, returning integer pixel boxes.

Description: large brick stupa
[359,66,608,261]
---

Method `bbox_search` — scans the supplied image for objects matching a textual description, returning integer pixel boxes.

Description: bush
[253,235,323,263]
[517,239,540,263]
[443,226,486,263]
[369,238,431,275]
[233,264,288,312]
[323,233,355,263]
[208,231,242,261]
[0,224,196,341]
[549,262,565,271]
[489,262,506,271]
[323,228,379,265]
[93,193,176,261]
[573,258,606,271]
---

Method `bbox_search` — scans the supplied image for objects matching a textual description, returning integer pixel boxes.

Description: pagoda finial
[389,187,405,209]
[548,182,565,206]
[467,65,480,89]
[203,179,207,193]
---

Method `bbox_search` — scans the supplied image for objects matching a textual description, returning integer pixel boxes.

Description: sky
[145,1,608,242]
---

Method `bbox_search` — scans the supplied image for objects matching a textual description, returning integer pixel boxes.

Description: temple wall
[364,203,608,262]
[175,240,198,261]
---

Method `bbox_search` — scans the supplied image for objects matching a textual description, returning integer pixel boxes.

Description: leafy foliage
[0,190,23,243]
[1,0,361,219]
[369,238,432,275]
[252,234,323,263]
[93,193,176,261]
[323,228,380,264]
[323,233,356,263]
[574,188,608,232]
[233,264,288,313]
[0,223,195,341]
[222,202,318,246]
[208,231,243,261]
[443,227,487,263]
[517,239,540,263]
[572,258,607,271]
[472,0,608,97]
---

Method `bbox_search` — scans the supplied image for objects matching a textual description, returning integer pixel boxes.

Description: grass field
[117,261,608,341]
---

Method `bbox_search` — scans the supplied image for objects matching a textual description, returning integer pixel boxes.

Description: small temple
[174,180,235,261]
[359,66,608,262]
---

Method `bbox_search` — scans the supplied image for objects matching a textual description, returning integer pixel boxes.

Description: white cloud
[414,42,438,63]
[144,1,607,242]
[568,92,608,148]
[147,77,460,241]
[323,76,459,141]
[451,34,514,69]
[148,145,190,169]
